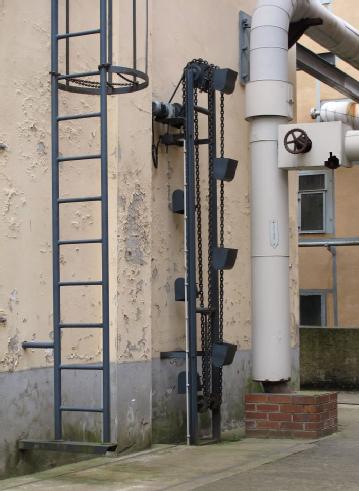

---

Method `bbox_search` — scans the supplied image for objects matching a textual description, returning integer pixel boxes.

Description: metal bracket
[18,440,117,454]
[239,11,251,85]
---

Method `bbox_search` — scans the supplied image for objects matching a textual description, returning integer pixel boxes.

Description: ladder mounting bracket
[18,440,117,455]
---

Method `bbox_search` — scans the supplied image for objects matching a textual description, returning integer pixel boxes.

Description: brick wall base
[245,392,337,439]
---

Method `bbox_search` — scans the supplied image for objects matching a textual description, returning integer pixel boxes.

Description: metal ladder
[51,0,111,444]
[19,0,148,454]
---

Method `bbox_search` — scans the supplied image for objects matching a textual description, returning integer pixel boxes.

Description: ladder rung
[57,29,101,40]
[60,364,103,370]
[57,112,101,122]
[58,196,102,204]
[60,406,103,413]
[59,280,103,287]
[58,239,102,245]
[59,323,104,329]
[57,154,101,162]
[58,70,100,81]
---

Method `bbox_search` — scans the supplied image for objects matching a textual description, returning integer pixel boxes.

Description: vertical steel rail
[184,68,198,444]
[133,0,137,82]
[108,0,113,86]
[183,138,191,445]
[208,88,221,441]
[51,0,62,440]
[65,0,70,87]
[100,0,111,443]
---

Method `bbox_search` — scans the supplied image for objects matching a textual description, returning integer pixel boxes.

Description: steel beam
[297,44,359,104]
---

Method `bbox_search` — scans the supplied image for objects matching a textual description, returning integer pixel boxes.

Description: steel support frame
[184,67,221,445]
[184,67,198,444]
[297,44,359,104]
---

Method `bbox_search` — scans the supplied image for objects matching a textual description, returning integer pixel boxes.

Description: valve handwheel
[284,128,312,154]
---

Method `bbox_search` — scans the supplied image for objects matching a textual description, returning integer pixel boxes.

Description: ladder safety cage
[21,0,149,453]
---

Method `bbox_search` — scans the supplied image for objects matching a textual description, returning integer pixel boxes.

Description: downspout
[246,0,359,386]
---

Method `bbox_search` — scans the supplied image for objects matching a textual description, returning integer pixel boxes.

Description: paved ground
[1,394,359,490]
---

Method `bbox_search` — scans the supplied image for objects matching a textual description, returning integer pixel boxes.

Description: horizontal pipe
[57,29,101,40]
[22,341,54,349]
[299,237,359,247]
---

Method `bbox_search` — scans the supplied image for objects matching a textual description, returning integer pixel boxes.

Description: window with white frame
[298,170,334,234]
[300,291,327,327]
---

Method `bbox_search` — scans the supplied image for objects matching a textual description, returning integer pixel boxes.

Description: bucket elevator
[20,0,148,454]
[154,60,239,444]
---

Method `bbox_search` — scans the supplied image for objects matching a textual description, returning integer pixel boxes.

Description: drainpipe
[246,0,359,386]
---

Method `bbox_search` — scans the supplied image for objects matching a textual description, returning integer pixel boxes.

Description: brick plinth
[245,392,337,439]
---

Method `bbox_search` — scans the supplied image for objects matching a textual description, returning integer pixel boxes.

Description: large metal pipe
[320,100,359,130]
[246,0,359,382]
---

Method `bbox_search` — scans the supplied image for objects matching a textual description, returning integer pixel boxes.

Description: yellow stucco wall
[297,0,359,327]
[0,0,300,371]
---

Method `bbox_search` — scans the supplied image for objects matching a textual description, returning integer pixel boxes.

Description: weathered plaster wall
[0,0,151,477]
[297,0,359,328]
[0,0,300,478]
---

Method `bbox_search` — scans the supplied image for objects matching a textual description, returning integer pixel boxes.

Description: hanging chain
[182,60,226,412]
[207,63,217,409]
[194,88,211,404]
[217,92,225,407]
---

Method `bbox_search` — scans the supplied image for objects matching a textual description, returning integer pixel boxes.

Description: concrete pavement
[1,394,358,490]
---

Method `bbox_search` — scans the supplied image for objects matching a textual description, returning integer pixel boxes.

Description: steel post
[184,67,198,445]
[100,0,111,443]
[51,0,62,441]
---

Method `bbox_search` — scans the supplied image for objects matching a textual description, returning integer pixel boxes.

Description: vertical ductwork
[246,0,359,383]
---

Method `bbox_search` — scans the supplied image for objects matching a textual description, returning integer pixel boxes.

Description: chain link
[66,72,138,89]
[217,92,225,407]
[207,63,217,410]
[182,59,226,412]
[193,87,211,404]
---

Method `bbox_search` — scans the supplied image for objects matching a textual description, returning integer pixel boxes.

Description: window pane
[300,193,324,231]
[299,174,325,191]
[300,295,323,326]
